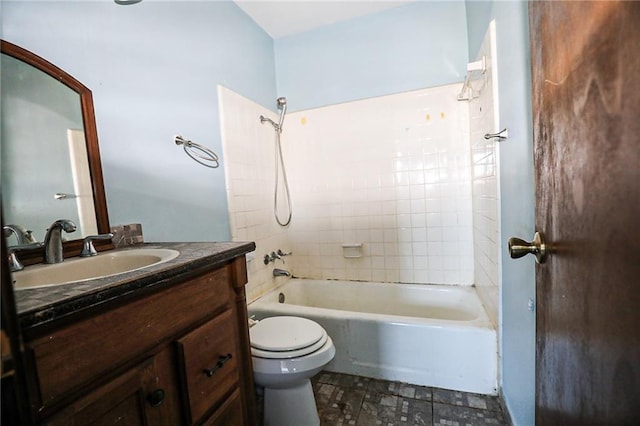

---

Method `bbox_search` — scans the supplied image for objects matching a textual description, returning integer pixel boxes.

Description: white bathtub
[248,279,498,395]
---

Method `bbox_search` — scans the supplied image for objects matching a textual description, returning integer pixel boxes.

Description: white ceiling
[234,1,415,39]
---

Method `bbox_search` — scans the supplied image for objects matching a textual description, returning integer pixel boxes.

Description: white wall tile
[468,29,500,326]
[218,86,292,302]
[223,83,486,289]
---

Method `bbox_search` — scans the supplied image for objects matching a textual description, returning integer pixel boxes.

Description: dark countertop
[14,241,255,331]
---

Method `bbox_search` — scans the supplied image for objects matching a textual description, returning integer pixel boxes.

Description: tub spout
[273,268,291,277]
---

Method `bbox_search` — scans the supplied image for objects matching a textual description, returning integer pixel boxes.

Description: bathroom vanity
[12,242,257,425]
[0,40,258,425]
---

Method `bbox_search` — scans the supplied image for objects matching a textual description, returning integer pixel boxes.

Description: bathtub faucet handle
[277,249,292,257]
[264,252,279,264]
[264,251,285,265]
[270,251,282,262]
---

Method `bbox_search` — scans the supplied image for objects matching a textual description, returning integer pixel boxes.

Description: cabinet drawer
[201,388,242,426]
[30,267,231,408]
[177,309,240,424]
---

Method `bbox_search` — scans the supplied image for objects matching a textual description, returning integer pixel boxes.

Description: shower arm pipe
[260,116,280,132]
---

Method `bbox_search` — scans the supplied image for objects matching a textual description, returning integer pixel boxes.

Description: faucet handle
[81,233,114,257]
[7,249,24,272]
[5,242,43,272]
[276,249,292,257]
[263,251,285,265]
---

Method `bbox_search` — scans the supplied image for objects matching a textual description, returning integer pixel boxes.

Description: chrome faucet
[43,219,77,264]
[273,268,291,277]
[3,224,37,245]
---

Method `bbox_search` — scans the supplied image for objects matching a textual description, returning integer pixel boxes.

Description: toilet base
[263,379,319,426]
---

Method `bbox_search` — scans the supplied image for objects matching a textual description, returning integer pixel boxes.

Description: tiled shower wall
[283,84,474,285]
[220,82,500,302]
[469,22,500,325]
[218,86,293,302]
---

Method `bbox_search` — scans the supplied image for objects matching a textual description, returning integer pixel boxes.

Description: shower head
[276,97,287,131]
[261,97,288,132]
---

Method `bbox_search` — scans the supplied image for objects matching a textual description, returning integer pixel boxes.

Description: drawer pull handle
[204,353,233,377]
[147,389,165,407]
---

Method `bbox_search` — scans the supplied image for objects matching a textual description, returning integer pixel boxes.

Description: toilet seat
[250,316,328,359]
[252,330,328,359]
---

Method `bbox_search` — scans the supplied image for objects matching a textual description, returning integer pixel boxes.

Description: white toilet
[250,316,335,426]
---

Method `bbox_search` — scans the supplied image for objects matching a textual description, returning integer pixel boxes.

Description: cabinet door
[46,348,181,425]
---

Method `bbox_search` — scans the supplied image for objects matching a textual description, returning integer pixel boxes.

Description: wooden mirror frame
[1,40,112,264]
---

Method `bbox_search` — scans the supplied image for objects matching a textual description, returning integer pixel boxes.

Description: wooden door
[529,2,640,424]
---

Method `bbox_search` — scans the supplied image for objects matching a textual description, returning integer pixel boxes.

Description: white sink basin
[12,248,180,290]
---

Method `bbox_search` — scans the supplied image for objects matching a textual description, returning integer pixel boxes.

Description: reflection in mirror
[1,40,111,262]
[2,53,97,243]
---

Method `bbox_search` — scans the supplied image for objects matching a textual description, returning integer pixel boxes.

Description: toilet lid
[251,329,328,359]
[250,316,325,352]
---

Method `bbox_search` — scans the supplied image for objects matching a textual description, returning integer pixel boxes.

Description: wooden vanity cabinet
[21,256,256,425]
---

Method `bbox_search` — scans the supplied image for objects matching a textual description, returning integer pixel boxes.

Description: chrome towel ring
[174,135,220,168]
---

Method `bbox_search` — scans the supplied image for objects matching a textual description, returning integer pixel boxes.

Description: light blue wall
[466,2,536,425]
[1,0,276,241]
[3,4,535,422]
[274,1,469,111]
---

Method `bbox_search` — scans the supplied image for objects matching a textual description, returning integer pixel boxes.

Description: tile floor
[310,371,507,426]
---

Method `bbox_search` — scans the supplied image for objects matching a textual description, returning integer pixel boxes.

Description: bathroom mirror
[1,40,112,263]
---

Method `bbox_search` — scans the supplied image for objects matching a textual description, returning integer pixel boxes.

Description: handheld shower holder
[260,96,287,133]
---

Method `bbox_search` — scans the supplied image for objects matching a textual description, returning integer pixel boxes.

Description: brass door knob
[508,232,547,264]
